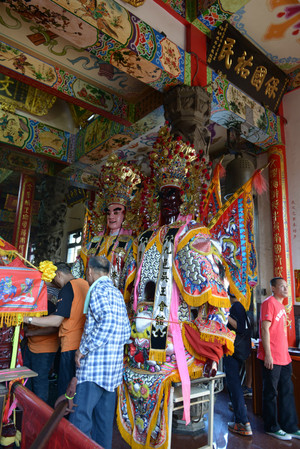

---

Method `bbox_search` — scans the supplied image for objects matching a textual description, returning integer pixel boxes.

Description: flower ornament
[39,260,57,282]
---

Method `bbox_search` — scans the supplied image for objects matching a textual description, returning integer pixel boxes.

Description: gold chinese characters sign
[207,22,289,113]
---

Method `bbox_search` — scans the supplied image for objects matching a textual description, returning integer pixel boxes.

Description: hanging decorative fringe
[148,348,166,364]
[252,167,268,195]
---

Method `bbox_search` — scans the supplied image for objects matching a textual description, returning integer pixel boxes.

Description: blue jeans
[224,355,248,424]
[58,350,76,396]
[69,381,117,449]
[23,346,56,403]
[261,361,298,433]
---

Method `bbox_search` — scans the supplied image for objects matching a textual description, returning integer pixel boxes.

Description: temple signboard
[207,22,289,113]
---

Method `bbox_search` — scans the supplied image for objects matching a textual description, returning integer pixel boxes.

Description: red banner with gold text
[269,146,295,345]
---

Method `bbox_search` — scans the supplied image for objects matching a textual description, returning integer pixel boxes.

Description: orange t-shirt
[59,278,89,352]
[27,328,60,354]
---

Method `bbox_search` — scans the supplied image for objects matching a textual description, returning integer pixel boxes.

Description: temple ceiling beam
[0,38,160,126]
[3,0,190,91]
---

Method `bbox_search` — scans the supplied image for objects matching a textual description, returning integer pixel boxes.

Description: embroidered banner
[201,161,223,226]
[208,176,257,310]
[0,266,47,325]
[0,236,26,267]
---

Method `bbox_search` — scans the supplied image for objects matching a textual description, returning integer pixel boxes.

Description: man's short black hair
[88,256,110,274]
[270,277,284,288]
[55,262,72,274]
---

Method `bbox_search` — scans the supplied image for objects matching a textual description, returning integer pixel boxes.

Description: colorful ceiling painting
[0,40,142,126]
[0,0,298,200]
[209,70,282,150]
[0,145,55,176]
[0,109,72,162]
[77,105,164,167]
[229,0,300,91]
[0,4,153,101]
[3,0,188,92]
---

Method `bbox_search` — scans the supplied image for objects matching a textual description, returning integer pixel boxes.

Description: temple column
[268,144,296,346]
[163,85,211,155]
[186,24,207,88]
[12,173,35,259]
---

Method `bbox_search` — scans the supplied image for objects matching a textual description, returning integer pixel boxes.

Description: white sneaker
[266,429,292,440]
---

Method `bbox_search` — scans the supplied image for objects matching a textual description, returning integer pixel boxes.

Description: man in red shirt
[257,277,300,440]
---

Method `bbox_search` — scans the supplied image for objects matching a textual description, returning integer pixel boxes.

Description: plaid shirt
[76,276,131,392]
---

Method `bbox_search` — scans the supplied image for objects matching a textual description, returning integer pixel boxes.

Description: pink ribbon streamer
[133,215,193,423]
[5,378,27,423]
[170,282,191,424]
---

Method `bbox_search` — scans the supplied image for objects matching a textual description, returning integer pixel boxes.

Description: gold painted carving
[122,0,146,6]
[0,99,16,113]
[0,82,56,116]
[25,86,56,116]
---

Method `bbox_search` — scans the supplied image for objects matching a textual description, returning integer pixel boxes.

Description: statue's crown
[99,154,142,208]
[150,123,210,192]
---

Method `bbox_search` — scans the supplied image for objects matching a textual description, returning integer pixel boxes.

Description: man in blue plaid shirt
[69,256,131,449]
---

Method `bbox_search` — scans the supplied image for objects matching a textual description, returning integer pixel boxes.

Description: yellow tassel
[0,435,16,446]
[0,311,48,327]
[181,324,207,361]
[145,376,171,449]
[189,363,204,379]
[148,349,166,363]
[182,321,235,357]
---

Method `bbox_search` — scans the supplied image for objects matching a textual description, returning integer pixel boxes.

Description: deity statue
[72,155,141,295]
[117,125,238,449]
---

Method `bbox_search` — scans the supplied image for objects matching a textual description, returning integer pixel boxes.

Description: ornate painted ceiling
[0,0,298,197]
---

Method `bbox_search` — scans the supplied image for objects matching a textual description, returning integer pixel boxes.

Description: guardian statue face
[106,203,125,233]
[159,187,182,225]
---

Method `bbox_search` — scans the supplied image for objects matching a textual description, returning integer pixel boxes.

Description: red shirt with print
[257,295,291,365]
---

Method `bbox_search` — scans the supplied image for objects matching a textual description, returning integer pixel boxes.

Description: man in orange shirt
[23,288,60,403]
[24,263,89,397]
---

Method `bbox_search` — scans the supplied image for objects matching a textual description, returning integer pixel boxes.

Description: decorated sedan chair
[117,124,261,449]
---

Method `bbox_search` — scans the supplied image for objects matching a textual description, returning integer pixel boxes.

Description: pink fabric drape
[133,215,193,423]
[169,282,191,424]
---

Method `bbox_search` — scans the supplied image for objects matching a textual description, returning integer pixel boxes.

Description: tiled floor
[49,377,300,448]
[112,389,300,449]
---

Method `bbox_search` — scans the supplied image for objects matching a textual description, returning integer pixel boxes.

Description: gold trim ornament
[91,154,143,233]
[148,123,212,219]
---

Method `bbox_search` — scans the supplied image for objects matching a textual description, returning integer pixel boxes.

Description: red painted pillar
[268,145,296,346]
[186,24,207,87]
[12,174,35,258]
